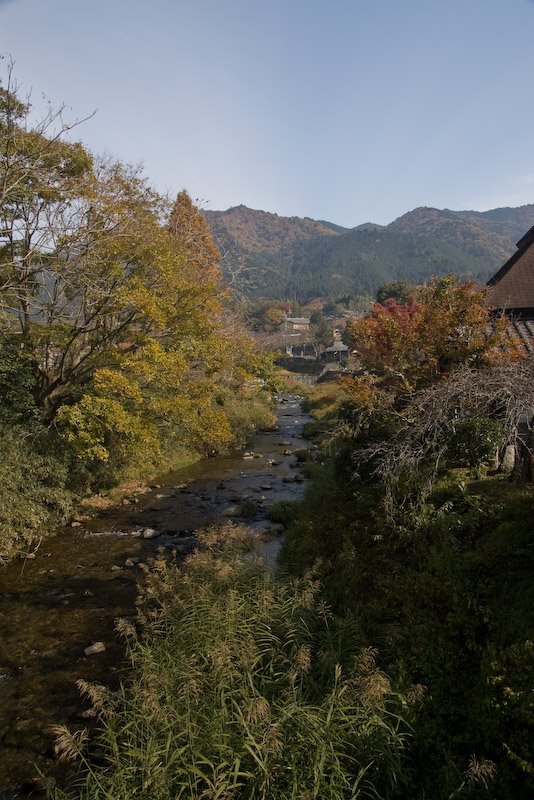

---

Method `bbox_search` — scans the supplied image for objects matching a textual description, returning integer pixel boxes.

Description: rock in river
[84,642,106,657]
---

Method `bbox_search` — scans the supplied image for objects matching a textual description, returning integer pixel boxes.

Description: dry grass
[52,523,411,800]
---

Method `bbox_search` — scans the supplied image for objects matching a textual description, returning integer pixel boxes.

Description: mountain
[388,207,511,261]
[204,203,534,301]
[203,205,337,296]
[449,205,534,247]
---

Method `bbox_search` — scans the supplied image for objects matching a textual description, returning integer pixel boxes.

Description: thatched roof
[486,224,534,313]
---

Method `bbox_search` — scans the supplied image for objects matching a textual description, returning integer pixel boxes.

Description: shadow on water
[0,393,313,795]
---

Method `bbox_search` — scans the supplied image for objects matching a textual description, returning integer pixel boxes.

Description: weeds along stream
[0,393,312,797]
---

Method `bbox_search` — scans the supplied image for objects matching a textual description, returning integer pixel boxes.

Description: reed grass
[52,524,409,799]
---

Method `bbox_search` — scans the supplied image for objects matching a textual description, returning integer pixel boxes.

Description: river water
[0,393,311,796]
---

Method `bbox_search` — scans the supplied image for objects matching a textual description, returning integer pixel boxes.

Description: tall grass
[52,524,410,799]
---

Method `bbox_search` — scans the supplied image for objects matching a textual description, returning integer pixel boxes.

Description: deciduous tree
[344,276,512,389]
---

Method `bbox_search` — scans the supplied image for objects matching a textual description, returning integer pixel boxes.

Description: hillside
[387,207,512,263]
[451,204,534,246]
[204,203,534,300]
[287,226,503,302]
[203,205,338,295]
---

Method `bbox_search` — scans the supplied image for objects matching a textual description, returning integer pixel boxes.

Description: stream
[0,393,312,796]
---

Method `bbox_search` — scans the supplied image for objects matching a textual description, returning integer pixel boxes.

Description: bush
[217,387,276,450]
[0,426,73,561]
[267,499,301,526]
[447,416,503,467]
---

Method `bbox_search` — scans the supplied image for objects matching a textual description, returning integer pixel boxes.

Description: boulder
[499,444,515,474]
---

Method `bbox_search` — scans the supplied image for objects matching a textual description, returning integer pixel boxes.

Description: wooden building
[486,223,534,352]
[324,341,349,363]
[284,317,310,334]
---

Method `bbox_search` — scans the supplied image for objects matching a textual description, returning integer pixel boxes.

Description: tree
[345,276,512,389]
[322,300,342,317]
[56,189,239,468]
[376,280,415,305]
[168,190,221,281]
[0,74,232,428]
[311,316,333,358]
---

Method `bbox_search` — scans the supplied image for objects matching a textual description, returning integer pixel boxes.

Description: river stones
[84,642,106,657]
[141,527,160,539]
[222,505,240,517]
[79,707,98,719]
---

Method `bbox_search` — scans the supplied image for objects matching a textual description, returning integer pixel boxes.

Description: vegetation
[280,280,534,798]
[203,204,534,302]
[375,280,415,305]
[51,525,412,800]
[0,70,276,559]
[2,66,533,800]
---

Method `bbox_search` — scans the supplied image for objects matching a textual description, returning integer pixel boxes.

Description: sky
[1,0,534,227]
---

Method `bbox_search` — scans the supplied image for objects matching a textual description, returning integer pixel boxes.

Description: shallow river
[0,394,311,796]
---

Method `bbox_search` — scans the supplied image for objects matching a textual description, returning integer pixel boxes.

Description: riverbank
[0,394,311,796]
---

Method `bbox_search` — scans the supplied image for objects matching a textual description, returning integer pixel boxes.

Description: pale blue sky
[2,0,534,226]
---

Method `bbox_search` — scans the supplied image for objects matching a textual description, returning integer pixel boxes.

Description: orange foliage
[344,277,520,389]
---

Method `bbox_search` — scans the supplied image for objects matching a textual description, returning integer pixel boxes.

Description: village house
[486,222,534,476]
[284,316,310,334]
[283,316,313,357]
[324,340,350,363]
[486,223,534,351]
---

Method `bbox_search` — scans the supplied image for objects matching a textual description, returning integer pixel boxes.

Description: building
[486,223,534,352]
[284,317,310,334]
[283,317,312,357]
[324,341,349,363]
[487,223,534,476]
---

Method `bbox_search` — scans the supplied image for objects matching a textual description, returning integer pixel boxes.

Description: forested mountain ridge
[387,206,512,262]
[203,205,338,296]
[204,203,534,300]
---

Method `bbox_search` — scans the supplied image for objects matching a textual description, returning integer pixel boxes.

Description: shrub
[447,416,503,467]
[267,499,301,526]
[217,387,276,450]
[0,426,73,561]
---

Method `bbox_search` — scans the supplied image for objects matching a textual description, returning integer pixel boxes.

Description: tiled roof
[506,318,534,354]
